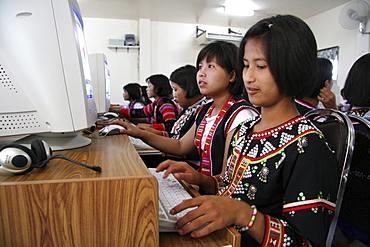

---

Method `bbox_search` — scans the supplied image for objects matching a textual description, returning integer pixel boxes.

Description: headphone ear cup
[0,144,36,174]
[31,140,52,167]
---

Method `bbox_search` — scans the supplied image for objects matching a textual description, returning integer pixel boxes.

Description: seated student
[140,85,152,105]
[110,41,259,176]
[109,83,146,112]
[342,53,370,120]
[156,15,339,247]
[116,74,179,133]
[169,65,210,139]
[336,53,370,245]
[295,57,337,115]
[122,83,147,109]
[140,65,211,167]
[142,65,210,139]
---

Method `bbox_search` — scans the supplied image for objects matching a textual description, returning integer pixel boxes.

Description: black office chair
[304,109,355,247]
[333,115,370,246]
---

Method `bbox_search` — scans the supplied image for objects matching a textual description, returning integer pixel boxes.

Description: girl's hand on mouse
[109,120,143,138]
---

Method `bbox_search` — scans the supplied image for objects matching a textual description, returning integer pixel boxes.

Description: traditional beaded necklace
[218,116,309,197]
[195,95,235,176]
[351,107,370,120]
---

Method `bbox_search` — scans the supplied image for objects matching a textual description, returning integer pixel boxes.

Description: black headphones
[0,140,101,174]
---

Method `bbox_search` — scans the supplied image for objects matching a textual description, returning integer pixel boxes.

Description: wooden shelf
[107,45,139,49]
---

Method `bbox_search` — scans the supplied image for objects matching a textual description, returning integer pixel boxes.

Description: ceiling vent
[196,26,243,46]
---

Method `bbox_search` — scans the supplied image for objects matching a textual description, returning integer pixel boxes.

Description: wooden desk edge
[179,180,241,247]
[0,174,156,186]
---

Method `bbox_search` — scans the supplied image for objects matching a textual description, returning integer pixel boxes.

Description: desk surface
[0,134,239,247]
[0,134,158,247]
[0,134,151,182]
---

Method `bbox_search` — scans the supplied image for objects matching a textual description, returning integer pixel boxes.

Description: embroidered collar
[218,115,322,197]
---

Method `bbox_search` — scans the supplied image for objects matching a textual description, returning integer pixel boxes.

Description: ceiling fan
[339,0,370,34]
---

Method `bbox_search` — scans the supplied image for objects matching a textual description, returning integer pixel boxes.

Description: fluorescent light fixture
[223,0,257,16]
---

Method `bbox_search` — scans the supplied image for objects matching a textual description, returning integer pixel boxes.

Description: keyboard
[130,137,162,155]
[149,168,196,232]
[129,136,156,150]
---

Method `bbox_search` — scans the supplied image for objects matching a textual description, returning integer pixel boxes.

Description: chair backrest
[336,114,370,244]
[304,109,355,247]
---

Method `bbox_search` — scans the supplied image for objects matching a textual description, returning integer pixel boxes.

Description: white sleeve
[227,108,258,133]
[133,102,145,109]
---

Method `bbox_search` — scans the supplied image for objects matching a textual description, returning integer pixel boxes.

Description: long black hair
[123,83,142,100]
[170,65,200,98]
[146,74,172,97]
[343,53,370,106]
[196,41,243,95]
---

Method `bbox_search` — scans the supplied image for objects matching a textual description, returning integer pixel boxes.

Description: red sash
[195,95,235,176]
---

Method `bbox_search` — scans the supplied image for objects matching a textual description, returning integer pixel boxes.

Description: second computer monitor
[89,53,111,114]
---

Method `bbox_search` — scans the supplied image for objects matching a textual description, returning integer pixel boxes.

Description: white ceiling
[76,0,352,28]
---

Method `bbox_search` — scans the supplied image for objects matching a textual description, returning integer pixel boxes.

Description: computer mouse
[103,112,119,118]
[98,116,109,121]
[99,124,125,136]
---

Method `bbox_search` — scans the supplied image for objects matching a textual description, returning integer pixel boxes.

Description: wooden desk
[0,134,240,247]
[0,134,158,247]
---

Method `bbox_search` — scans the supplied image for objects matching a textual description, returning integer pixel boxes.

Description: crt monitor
[89,53,111,114]
[0,0,97,150]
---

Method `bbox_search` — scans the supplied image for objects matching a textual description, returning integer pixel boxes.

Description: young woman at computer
[111,41,258,176]
[156,15,339,247]
[116,74,179,134]
[110,83,147,113]
[122,83,147,109]
[140,65,210,139]
[138,65,210,166]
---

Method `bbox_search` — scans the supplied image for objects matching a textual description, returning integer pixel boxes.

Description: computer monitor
[89,53,111,114]
[0,0,97,150]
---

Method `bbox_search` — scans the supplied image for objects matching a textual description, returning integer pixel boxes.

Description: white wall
[83,2,370,105]
[83,17,245,104]
[83,18,139,105]
[149,21,243,77]
[150,21,200,77]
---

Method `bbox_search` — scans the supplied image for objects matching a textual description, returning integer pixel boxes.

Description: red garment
[119,97,178,133]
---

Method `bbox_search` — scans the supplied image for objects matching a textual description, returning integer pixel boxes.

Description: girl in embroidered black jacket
[156,15,339,247]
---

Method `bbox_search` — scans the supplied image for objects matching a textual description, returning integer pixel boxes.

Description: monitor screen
[89,53,111,114]
[0,0,97,150]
